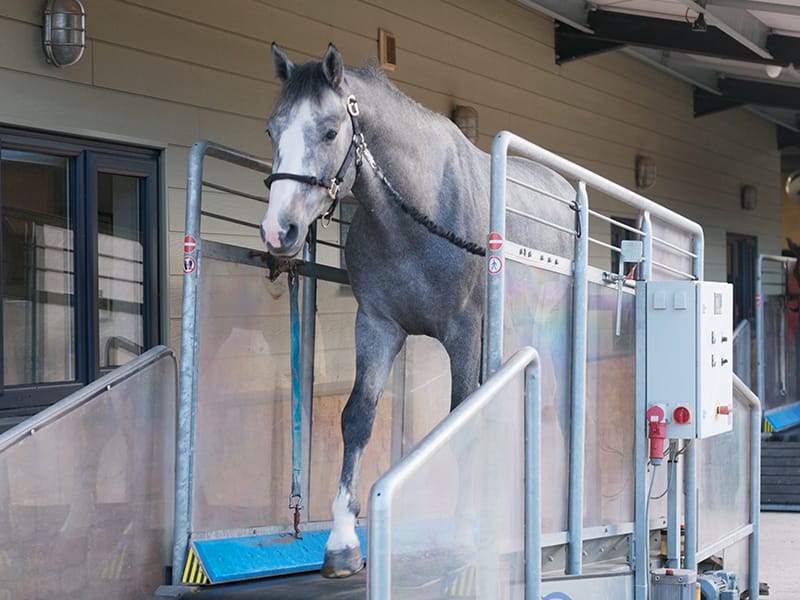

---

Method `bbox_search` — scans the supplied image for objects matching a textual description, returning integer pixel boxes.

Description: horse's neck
[347,73,454,205]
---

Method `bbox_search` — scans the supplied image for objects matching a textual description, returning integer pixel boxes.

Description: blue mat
[764,401,800,433]
[192,527,367,583]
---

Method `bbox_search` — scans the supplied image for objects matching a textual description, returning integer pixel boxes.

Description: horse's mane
[274,58,442,126]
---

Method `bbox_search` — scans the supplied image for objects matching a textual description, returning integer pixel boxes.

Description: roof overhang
[517,0,800,148]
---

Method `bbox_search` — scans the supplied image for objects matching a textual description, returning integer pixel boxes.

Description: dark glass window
[0,129,160,420]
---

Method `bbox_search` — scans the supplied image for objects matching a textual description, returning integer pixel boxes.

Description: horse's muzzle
[261,220,304,257]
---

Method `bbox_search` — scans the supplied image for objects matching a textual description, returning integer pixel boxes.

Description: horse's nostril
[282,223,299,247]
[259,224,267,244]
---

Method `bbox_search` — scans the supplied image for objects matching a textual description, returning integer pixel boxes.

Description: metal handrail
[368,346,541,600]
[0,345,175,453]
[487,131,705,597]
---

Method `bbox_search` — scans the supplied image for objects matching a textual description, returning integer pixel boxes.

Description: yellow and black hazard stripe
[182,546,210,585]
[99,543,128,580]
[442,564,477,597]
[763,417,775,433]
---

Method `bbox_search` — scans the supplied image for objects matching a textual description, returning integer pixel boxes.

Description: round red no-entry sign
[488,232,503,251]
[184,235,197,254]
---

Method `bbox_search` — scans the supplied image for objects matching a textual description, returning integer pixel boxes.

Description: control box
[645,281,733,439]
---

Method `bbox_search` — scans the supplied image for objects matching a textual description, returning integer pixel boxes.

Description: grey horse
[260,43,575,577]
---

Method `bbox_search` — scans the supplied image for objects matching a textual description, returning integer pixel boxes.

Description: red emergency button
[717,405,731,416]
[673,406,691,424]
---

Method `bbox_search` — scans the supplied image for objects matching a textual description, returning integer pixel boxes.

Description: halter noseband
[264,95,364,224]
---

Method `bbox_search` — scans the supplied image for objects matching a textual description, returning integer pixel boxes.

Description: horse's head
[260,43,357,257]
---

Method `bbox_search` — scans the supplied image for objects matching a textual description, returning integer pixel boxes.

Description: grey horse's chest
[344,219,483,335]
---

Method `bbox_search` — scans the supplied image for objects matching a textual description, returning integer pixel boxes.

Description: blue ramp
[764,401,800,433]
[190,527,367,584]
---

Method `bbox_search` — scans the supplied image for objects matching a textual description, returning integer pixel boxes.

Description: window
[726,233,757,326]
[0,129,160,418]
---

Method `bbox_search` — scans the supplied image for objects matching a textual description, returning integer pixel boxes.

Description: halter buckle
[347,95,360,117]
[327,179,340,201]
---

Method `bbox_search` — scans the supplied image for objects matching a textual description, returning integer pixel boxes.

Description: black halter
[264,95,363,223]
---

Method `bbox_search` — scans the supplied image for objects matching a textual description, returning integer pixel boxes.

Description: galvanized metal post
[666,441,681,568]
[755,255,765,406]
[525,351,542,600]
[683,233,704,573]
[173,140,207,584]
[484,132,510,378]
[567,182,589,575]
[748,382,762,600]
[172,140,273,585]
[634,211,653,600]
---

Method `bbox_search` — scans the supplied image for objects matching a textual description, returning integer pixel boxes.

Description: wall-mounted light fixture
[786,170,800,198]
[635,155,656,189]
[740,184,758,211]
[452,105,479,145]
[43,0,86,68]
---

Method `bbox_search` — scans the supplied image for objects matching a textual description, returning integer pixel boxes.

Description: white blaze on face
[326,486,359,551]
[261,100,314,248]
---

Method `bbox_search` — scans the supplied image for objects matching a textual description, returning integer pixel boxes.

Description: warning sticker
[183,255,197,274]
[488,255,503,275]
[184,235,197,254]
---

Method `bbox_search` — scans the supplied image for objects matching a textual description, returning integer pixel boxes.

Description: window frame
[0,127,160,414]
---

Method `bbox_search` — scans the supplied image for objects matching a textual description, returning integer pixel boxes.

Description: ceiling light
[766,65,783,79]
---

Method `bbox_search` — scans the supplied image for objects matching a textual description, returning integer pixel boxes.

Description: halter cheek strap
[265,95,364,223]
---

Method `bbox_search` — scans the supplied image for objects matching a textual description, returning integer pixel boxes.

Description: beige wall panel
[197,111,271,155]
[439,0,555,42]
[168,188,265,235]
[88,1,269,79]
[165,147,270,194]
[93,42,274,118]
[0,19,93,84]
[117,0,332,57]
[0,68,195,147]
[0,1,41,23]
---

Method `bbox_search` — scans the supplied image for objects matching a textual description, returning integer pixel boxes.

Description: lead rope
[288,272,303,539]
[357,142,487,257]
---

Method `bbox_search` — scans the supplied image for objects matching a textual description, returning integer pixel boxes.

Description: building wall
[0,0,782,349]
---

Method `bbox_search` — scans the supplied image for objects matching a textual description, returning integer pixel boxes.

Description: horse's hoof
[320,546,364,578]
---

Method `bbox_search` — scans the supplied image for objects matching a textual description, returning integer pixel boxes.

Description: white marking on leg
[326,486,359,551]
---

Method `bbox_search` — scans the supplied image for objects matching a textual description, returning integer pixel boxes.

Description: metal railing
[368,346,541,599]
[486,132,705,600]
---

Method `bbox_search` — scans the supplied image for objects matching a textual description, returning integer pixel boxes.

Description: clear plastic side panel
[385,375,525,599]
[697,383,751,552]
[503,260,571,533]
[584,282,635,527]
[0,352,176,600]
[650,217,694,281]
[308,280,392,522]
[193,256,293,532]
[401,336,452,454]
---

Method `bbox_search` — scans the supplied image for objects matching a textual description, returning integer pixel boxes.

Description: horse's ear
[788,237,800,256]
[271,42,294,83]
[322,43,344,89]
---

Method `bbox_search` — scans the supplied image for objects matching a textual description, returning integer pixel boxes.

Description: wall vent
[379,28,397,71]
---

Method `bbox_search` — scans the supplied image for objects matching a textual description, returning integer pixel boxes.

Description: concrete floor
[759,511,800,599]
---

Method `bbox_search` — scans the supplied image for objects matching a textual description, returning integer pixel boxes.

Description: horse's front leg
[321,310,406,578]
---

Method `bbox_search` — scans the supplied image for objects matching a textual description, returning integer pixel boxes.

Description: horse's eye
[324,129,338,141]
[266,128,272,139]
